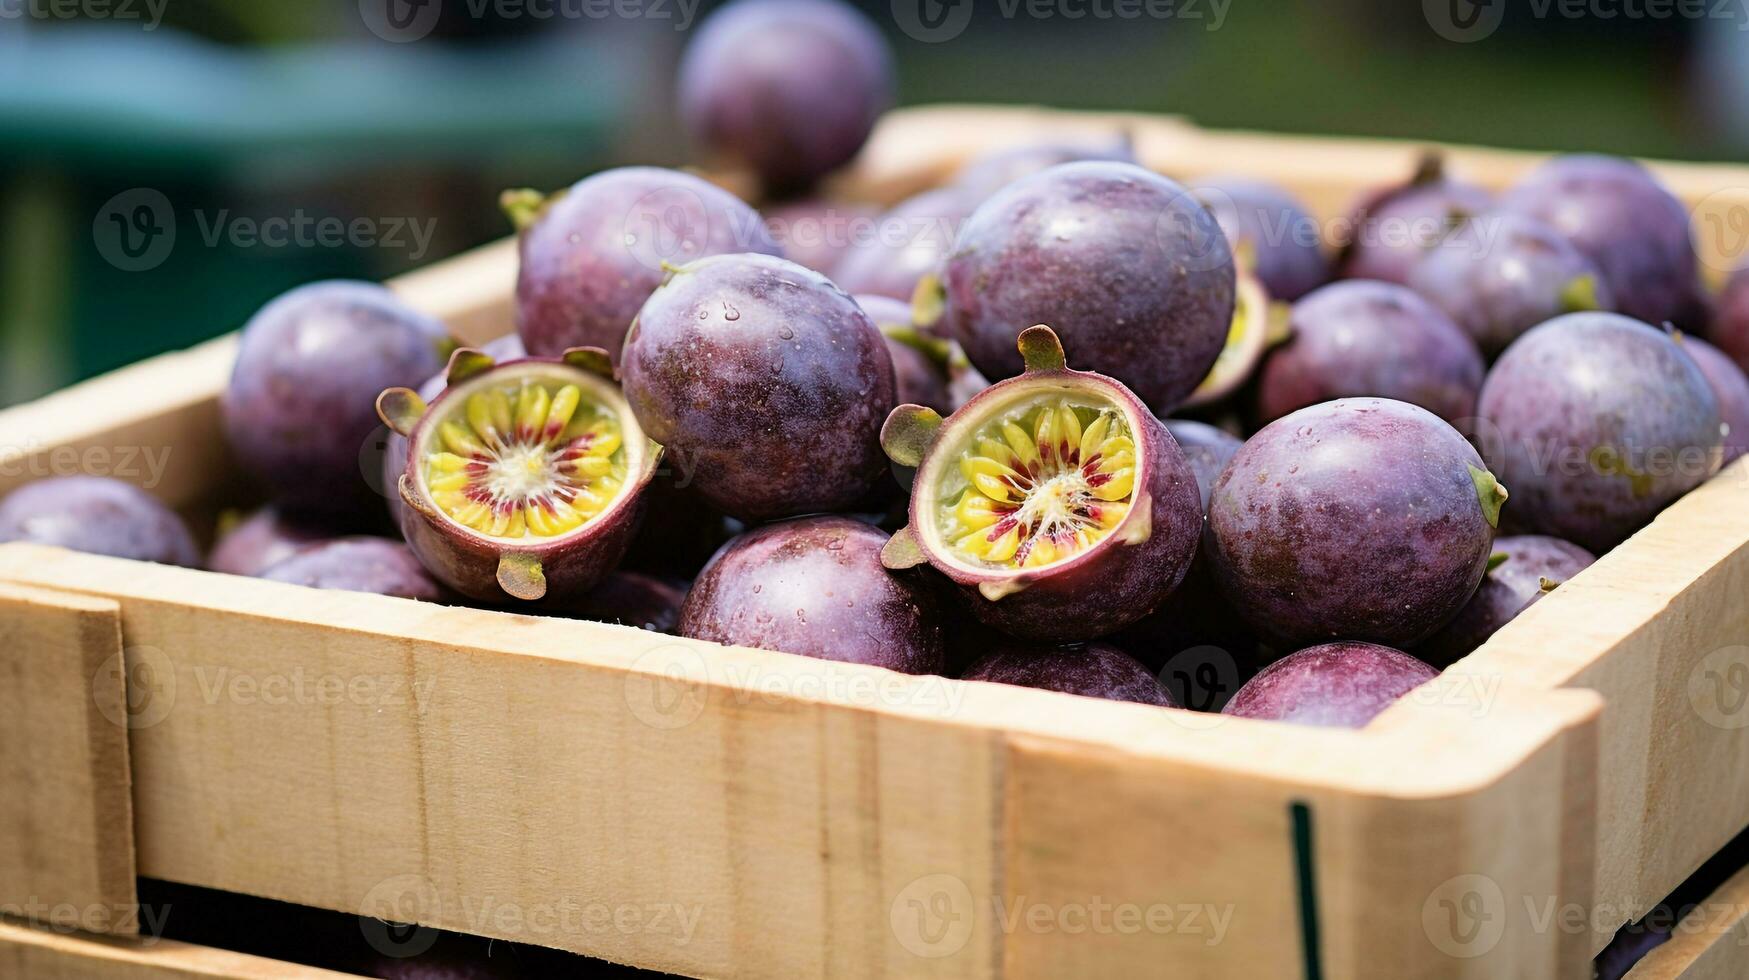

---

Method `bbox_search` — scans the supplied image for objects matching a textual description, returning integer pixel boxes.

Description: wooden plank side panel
[0,583,137,935]
[0,920,358,980]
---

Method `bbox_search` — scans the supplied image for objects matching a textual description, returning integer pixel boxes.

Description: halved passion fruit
[1177,266,1277,411]
[881,326,1203,642]
[377,347,660,603]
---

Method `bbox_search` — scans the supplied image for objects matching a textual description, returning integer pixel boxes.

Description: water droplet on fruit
[778,326,794,340]
[723,303,740,321]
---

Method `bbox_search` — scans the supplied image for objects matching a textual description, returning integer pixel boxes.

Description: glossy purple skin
[1678,335,1749,464]
[1221,642,1438,729]
[0,476,199,566]
[1259,280,1485,427]
[960,642,1177,707]
[1339,175,1492,286]
[1713,267,1749,374]
[678,0,892,191]
[941,162,1235,413]
[1163,419,1242,512]
[207,507,334,576]
[1208,399,1498,647]
[1497,155,1699,327]
[565,571,686,633]
[763,199,879,274]
[382,334,526,529]
[1408,212,1616,358]
[909,367,1204,642]
[222,281,447,518]
[621,253,895,521]
[832,186,979,303]
[1477,313,1722,552]
[259,538,446,601]
[859,293,953,414]
[1417,535,1596,668]
[513,167,778,361]
[1189,175,1329,302]
[952,137,1138,201]
[679,516,945,673]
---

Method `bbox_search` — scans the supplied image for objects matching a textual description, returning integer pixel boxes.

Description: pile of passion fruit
[6,0,1746,737]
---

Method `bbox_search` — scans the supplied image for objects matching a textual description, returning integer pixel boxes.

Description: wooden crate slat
[0,919,358,979]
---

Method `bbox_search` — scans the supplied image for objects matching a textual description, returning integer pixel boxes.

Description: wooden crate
[3,105,1749,979]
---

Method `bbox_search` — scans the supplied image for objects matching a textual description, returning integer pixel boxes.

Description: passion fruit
[207,506,334,577]
[620,253,895,521]
[378,347,659,603]
[1177,267,1274,411]
[1257,280,1485,427]
[952,135,1138,201]
[0,476,200,566]
[1713,267,1749,373]
[508,167,778,361]
[1416,535,1595,668]
[935,162,1235,414]
[880,326,1202,642]
[1337,155,1492,286]
[1407,211,1613,358]
[831,186,979,304]
[960,641,1176,707]
[764,198,879,274]
[259,538,448,602]
[1675,333,1749,465]
[858,293,953,415]
[1476,313,1722,552]
[1188,175,1329,302]
[1208,398,1505,648]
[1221,642,1438,729]
[565,571,686,633]
[222,281,450,519]
[678,515,946,674]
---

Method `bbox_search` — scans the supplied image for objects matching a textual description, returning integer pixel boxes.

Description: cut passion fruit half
[378,347,659,603]
[1178,267,1278,410]
[881,325,1203,642]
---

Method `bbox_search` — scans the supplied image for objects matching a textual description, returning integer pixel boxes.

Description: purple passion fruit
[858,293,953,414]
[960,641,1177,707]
[1162,419,1243,512]
[620,253,895,521]
[678,515,946,674]
[1178,267,1274,410]
[764,199,879,274]
[1407,211,1613,358]
[1208,398,1505,648]
[0,476,199,566]
[565,571,686,633]
[222,281,449,519]
[678,0,892,192]
[1221,642,1438,729]
[831,186,979,304]
[1714,267,1749,373]
[1417,535,1595,668]
[952,135,1138,201]
[508,167,778,361]
[207,506,334,576]
[1258,280,1485,427]
[1676,334,1749,465]
[1189,175,1329,302]
[1497,154,1701,327]
[880,326,1202,642]
[378,347,659,603]
[1338,156,1492,286]
[259,538,447,601]
[1476,313,1721,552]
[936,162,1235,414]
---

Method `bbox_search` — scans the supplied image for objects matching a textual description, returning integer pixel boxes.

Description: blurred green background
[2,0,1744,404]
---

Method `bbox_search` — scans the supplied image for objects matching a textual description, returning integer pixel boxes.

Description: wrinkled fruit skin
[622,253,895,521]
[1478,313,1721,552]
[223,280,447,518]
[1208,399,1498,648]
[1221,642,1438,729]
[0,476,200,566]
[764,199,879,274]
[1417,535,1595,668]
[679,516,946,673]
[832,186,979,303]
[259,537,448,601]
[858,293,953,414]
[1678,335,1749,465]
[1339,175,1492,286]
[942,162,1235,413]
[953,137,1139,202]
[1408,212,1615,358]
[678,0,892,191]
[960,641,1177,707]
[564,571,686,633]
[1497,155,1700,328]
[906,365,1204,642]
[383,334,526,530]
[1713,267,1749,374]
[1259,280,1485,427]
[1190,175,1329,302]
[207,506,334,576]
[514,167,778,360]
